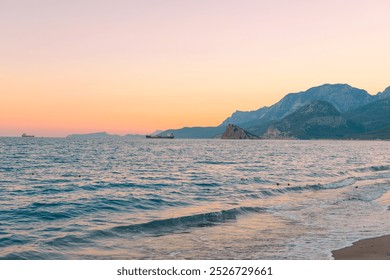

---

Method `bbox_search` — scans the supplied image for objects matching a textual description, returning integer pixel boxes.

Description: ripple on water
[1,138,390,259]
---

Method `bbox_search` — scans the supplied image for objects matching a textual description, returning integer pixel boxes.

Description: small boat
[146,133,174,139]
[22,133,35,138]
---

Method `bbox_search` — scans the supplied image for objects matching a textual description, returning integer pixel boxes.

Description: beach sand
[332,234,390,260]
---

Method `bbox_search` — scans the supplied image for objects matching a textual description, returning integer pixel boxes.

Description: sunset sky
[1,0,390,136]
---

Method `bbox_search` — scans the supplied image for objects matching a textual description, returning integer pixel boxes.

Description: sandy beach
[332,234,390,260]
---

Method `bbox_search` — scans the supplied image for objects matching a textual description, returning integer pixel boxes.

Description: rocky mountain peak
[220,83,374,127]
[378,86,390,99]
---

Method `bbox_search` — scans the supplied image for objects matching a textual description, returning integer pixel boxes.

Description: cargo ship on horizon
[146,133,174,139]
[22,133,35,138]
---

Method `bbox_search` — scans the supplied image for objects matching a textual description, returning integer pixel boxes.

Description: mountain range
[66,132,144,139]
[163,84,390,139]
[263,100,364,139]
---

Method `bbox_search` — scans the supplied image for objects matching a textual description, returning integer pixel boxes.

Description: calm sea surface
[1,138,390,259]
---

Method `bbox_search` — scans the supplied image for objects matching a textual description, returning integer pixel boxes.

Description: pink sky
[1,0,390,136]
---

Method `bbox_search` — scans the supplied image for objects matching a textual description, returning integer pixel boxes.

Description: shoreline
[332,234,390,260]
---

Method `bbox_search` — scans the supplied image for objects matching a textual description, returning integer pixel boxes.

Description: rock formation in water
[221,124,260,139]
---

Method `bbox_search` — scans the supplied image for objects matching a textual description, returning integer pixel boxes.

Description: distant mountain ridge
[377,86,390,99]
[67,132,144,139]
[264,101,363,139]
[344,97,390,138]
[221,84,376,127]
[162,83,390,139]
[67,132,119,139]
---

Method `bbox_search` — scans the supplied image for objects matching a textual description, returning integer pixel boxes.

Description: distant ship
[146,133,174,139]
[22,133,35,138]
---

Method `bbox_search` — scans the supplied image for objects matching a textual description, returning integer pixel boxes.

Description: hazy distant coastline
[66,132,144,139]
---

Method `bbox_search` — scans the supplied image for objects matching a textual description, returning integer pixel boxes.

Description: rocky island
[221,124,260,139]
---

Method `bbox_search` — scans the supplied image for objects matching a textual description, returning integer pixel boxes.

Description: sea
[1,138,390,260]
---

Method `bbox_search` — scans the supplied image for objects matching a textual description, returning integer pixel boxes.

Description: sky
[1,0,390,136]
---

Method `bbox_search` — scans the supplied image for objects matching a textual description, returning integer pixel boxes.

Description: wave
[109,206,266,236]
[46,234,94,247]
[194,182,221,187]
[369,165,390,172]
[0,235,32,248]
[2,195,189,225]
[354,165,390,173]
[81,182,138,191]
[41,206,267,248]
[195,161,239,165]
[0,250,63,260]
[256,178,356,198]
[81,181,173,191]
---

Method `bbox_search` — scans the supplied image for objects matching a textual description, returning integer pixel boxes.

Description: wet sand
[332,234,390,260]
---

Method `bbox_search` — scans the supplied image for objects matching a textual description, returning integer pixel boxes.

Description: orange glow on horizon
[1,1,390,137]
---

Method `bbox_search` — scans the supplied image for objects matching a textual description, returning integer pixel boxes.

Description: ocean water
[1,138,390,260]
